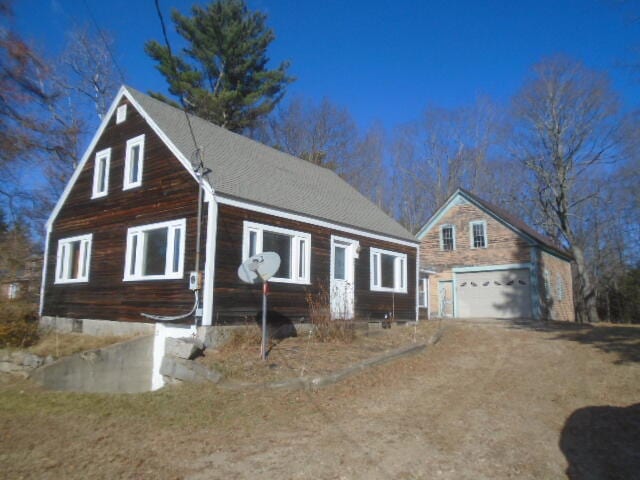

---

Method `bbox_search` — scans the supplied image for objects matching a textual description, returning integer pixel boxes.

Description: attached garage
[456,269,532,319]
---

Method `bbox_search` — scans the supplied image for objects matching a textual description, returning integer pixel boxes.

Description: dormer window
[470,220,487,248]
[91,148,111,199]
[440,225,455,251]
[124,134,145,190]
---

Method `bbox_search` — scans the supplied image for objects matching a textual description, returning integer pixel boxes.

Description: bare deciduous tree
[509,56,628,323]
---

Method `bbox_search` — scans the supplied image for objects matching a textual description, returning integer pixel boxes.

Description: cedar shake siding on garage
[214,203,416,323]
[417,189,574,321]
[42,97,205,322]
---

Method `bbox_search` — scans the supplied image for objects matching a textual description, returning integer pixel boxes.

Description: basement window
[91,148,111,198]
[123,134,145,190]
[55,234,93,284]
[470,220,487,248]
[440,225,455,251]
[242,221,310,284]
[124,219,185,281]
[370,248,407,293]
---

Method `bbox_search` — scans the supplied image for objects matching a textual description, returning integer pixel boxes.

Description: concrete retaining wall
[30,335,154,393]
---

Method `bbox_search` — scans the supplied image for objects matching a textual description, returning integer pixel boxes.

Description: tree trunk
[571,244,600,323]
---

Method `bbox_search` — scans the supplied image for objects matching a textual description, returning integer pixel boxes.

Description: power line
[153,0,201,167]
[81,0,126,85]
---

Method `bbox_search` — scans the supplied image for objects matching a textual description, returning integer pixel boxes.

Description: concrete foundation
[30,335,154,393]
[40,316,155,337]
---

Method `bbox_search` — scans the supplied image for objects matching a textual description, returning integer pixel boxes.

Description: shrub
[0,301,39,348]
[305,286,355,343]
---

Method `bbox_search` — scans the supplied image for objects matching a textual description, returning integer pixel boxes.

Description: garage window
[440,225,455,251]
[370,248,407,293]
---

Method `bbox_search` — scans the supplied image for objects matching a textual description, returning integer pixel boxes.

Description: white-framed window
[556,273,565,301]
[123,134,145,190]
[91,148,111,198]
[116,104,127,124]
[418,277,428,307]
[543,269,552,300]
[370,247,407,293]
[470,220,487,248]
[124,219,186,281]
[440,225,455,251]
[242,221,311,284]
[55,234,92,284]
[7,283,20,299]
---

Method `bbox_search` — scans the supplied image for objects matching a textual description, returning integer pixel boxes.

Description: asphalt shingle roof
[127,87,415,243]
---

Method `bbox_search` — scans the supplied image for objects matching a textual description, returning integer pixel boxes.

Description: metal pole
[261,282,268,360]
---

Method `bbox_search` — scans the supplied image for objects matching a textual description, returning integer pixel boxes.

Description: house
[416,189,574,321]
[39,86,418,341]
[1,255,42,302]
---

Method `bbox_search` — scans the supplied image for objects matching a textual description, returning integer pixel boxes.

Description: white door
[456,269,532,319]
[330,237,357,319]
[438,281,453,317]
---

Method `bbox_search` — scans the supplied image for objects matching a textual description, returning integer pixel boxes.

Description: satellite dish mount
[237,252,281,360]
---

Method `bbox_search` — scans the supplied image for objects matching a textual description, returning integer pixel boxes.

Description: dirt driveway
[1,320,639,479]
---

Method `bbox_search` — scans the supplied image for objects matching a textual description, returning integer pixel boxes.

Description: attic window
[440,225,455,251]
[116,104,127,124]
[91,148,111,199]
[123,134,145,190]
[470,221,487,248]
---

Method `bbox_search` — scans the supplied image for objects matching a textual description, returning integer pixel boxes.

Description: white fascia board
[215,194,419,248]
[415,189,462,240]
[46,86,214,230]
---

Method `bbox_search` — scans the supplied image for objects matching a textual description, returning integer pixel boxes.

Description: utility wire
[153,0,202,168]
[81,0,126,85]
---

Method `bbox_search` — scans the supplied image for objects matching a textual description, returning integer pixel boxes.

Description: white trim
[46,87,212,230]
[330,235,358,319]
[39,225,51,315]
[241,220,311,284]
[116,104,127,124]
[201,192,217,326]
[452,263,531,273]
[556,273,565,301]
[123,134,145,190]
[440,224,456,251]
[123,218,186,281]
[91,148,111,199]
[370,247,408,293]
[54,233,93,284]
[217,195,418,248]
[544,269,552,300]
[415,247,420,321]
[469,220,488,249]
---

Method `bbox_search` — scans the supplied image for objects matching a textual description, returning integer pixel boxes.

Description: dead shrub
[306,286,355,343]
[225,324,263,349]
[0,301,39,348]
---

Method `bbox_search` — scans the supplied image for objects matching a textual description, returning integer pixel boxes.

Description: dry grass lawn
[1,319,639,479]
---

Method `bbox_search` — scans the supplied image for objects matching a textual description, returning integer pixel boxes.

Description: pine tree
[145,0,293,132]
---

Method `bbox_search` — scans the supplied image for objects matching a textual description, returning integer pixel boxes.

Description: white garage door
[456,269,532,319]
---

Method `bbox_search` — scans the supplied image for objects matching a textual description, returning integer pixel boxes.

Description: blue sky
[11,0,640,130]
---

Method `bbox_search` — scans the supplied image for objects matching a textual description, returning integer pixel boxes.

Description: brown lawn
[1,319,639,479]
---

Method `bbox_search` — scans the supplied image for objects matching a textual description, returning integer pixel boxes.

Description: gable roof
[416,188,573,260]
[124,87,415,243]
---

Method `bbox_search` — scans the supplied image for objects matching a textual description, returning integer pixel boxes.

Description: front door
[438,280,453,317]
[330,236,357,319]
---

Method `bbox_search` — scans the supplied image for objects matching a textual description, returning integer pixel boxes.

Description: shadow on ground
[504,319,640,364]
[560,403,640,480]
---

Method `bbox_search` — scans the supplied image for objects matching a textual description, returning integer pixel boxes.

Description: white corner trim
[38,225,51,316]
[201,192,217,326]
[217,195,418,248]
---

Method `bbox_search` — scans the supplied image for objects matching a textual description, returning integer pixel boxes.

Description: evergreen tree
[145,0,293,132]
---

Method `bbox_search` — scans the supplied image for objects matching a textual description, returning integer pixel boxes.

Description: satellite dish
[238,252,281,284]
